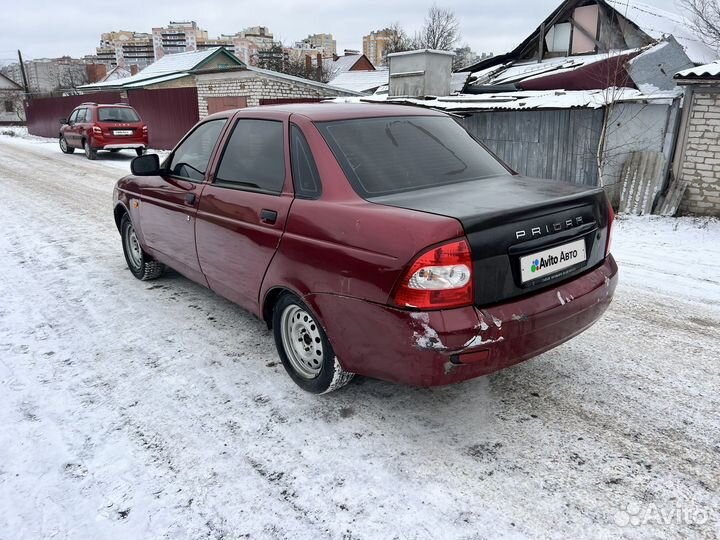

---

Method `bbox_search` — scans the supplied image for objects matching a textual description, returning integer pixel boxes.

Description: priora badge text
[515,217,584,240]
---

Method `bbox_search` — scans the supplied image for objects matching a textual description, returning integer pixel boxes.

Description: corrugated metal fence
[25,92,123,138]
[125,88,199,149]
[24,87,200,150]
[460,109,605,186]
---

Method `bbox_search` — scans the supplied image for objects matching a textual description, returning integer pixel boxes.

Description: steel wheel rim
[125,225,143,270]
[60,137,67,152]
[280,304,324,379]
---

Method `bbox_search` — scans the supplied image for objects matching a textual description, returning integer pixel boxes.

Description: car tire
[136,148,145,157]
[84,139,97,160]
[59,135,74,154]
[273,293,354,394]
[120,214,165,281]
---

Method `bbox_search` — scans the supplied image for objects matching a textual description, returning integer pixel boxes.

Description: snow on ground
[0,132,718,540]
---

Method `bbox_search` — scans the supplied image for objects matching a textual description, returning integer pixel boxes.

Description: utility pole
[17,50,29,94]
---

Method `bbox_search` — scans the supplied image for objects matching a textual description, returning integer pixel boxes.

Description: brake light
[142,125,148,133]
[392,239,473,310]
[606,202,615,256]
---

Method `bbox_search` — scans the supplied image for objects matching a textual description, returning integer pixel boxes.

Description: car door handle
[260,209,278,224]
[184,193,196,205]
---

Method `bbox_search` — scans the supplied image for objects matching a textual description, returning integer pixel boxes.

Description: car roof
[204,102,447,123]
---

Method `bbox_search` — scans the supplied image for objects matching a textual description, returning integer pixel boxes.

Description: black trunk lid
[370,175,611,306]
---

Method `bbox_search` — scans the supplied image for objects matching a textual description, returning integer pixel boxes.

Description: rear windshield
[316,116,509,197]
[98,107,140,122]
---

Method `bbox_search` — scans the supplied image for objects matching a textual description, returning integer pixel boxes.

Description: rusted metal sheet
[24,92,123,138]
[126,87,199,150]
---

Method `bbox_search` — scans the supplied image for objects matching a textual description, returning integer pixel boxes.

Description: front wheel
[272,293,354,394]
[120,214,164,280]
[84,139,97,160]
[59,136,74,154]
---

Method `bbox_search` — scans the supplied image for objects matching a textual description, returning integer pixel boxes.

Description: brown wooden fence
[24,87,200,150]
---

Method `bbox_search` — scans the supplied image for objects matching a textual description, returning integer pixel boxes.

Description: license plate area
[519,238,587,284]
[113,129,133,136]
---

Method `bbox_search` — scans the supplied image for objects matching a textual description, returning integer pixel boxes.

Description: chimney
[387,49,455,98]
[85,63,108,83]
[305,54,312,73]
[316,52,323,80]
[130,64,139,75]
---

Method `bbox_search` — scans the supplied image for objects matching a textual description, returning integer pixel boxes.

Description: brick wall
[678,89,720,216]
[195,70,356,117]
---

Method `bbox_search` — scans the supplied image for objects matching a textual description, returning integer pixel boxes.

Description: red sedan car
[113,104,617,394]
[60,102,148,160]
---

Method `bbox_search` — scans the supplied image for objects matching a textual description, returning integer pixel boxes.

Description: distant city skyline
[0,0,682,64]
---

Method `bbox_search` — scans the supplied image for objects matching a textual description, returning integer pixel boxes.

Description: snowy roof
[675,61,720,80]
[606,0,717,64]
[328,69,389,94]
[330,87,682,111]
[245,66,364,96]
[469,48,640,87]
[328,54,364,78]
[123,72,191,88]
[79,48,243,89]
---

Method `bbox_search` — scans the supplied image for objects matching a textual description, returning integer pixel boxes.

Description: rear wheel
[59,136,74,154]
[272,293,354,394]
[120,214,164,280]
[84,139,97,160]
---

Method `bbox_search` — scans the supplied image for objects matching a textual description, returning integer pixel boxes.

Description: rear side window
[98,107,140,122]
[290,125,321,199]
[316,116,509,198]
[168,119,227,181]
[215,119,285,194]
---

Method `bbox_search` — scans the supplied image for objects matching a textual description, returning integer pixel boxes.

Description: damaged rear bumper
[306,255,618,387]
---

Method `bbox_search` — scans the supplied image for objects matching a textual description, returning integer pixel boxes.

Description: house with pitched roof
[458,0,716,94]
[0,72,24,124]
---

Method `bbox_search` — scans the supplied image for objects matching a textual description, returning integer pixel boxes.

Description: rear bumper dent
[307,255,618,387]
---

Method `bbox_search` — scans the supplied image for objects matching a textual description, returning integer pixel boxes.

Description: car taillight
[392,239,473,310]
[92,126,102,135]
[606,202,615,256]
[142,126,148,133]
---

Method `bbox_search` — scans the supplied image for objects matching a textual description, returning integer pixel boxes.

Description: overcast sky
[0,0,682,64]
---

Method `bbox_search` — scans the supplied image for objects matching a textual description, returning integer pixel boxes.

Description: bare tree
[256,44,330,83]
[381,22,415,64]
[417,4,461,51]
[680,0,720,51]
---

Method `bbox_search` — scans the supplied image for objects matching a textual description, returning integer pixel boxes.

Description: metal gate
[126,87,199,150]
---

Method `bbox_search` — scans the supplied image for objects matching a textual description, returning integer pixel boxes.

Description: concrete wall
[388,50,453,97]
[195,70,355,116]
[677,86,720,216]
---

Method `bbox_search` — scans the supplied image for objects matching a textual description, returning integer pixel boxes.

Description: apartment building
[96,31,155,68]
[363,28,393,67]
[152,21,209,60]
[295,33,337,58]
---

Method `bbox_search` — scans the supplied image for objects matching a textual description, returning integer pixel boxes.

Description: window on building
[215,119,285,194]
[4,101,13,113]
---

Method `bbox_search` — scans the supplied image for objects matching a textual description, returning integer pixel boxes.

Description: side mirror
[59,118,68,125]
[131,154,162,176]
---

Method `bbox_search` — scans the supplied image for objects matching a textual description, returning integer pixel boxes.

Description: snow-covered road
[0,133,718,540]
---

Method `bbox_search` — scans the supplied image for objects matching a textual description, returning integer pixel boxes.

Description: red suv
[59,103,148,160]
[113,104,618,394]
